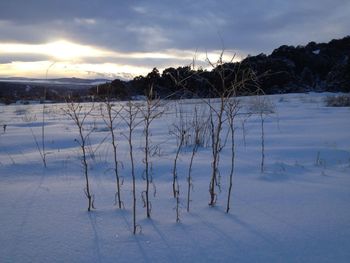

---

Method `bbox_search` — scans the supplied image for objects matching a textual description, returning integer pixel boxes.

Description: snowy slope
[0,93,349,263]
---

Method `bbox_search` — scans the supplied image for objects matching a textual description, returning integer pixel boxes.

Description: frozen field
[0,93,350,262]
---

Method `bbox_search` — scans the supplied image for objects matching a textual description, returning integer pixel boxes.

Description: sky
[0,0,349,80]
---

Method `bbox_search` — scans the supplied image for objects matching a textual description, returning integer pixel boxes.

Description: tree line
[90,36,350,101]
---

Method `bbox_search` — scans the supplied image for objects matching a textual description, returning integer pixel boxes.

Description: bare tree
[121,101,143,234]
[165,50,259,208]
[186,106,207,212]
[63,100,95,211]
[41,91,47,168]
[205,53,235,206]
[205,52,261,206]
[38,61,55,168]
[225,98,240,213]
[169,104,189,222]
[170,105,189,198]
[248,96,275,173]
[140,86,163,218]
[31,90,47,168]
[101,98,124,209]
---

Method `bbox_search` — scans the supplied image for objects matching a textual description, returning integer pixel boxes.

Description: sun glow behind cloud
[0,61,151,79]
[0,40,109,60]
[0,40,242,79]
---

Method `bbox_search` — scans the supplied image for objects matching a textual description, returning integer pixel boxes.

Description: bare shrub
[186,105,210,148]
[139,86,164,218]
[63,101,95,211]
[204,53,257,206]
[325,95,350,107]
[170,105,188,199]
[186,106,207,212]
[21,112,37,122]
[167,51,258,207]
[248,96,275,173]
[169,104,189,222]
[100,99,124,209]
[225,98,241,213]
[120,101,143,234]
[20,104,47,168]
[41,101,47,168]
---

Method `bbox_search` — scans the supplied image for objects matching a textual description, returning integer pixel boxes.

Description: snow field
[0,93,350,262]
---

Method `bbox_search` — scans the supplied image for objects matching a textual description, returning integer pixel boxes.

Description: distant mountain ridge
[0,77,111,104]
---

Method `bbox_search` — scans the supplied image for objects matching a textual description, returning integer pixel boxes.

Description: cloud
[0,54,49,63]
[0,39,241,69]
[1,0,348,53]
[0,0,349,78]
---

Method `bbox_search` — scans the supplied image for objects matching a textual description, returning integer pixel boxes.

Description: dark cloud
[82,56,191,68]
[0,54,50,63]
[0,0,349,67]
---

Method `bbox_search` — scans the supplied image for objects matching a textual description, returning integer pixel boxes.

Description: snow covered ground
[0,93,350,262]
